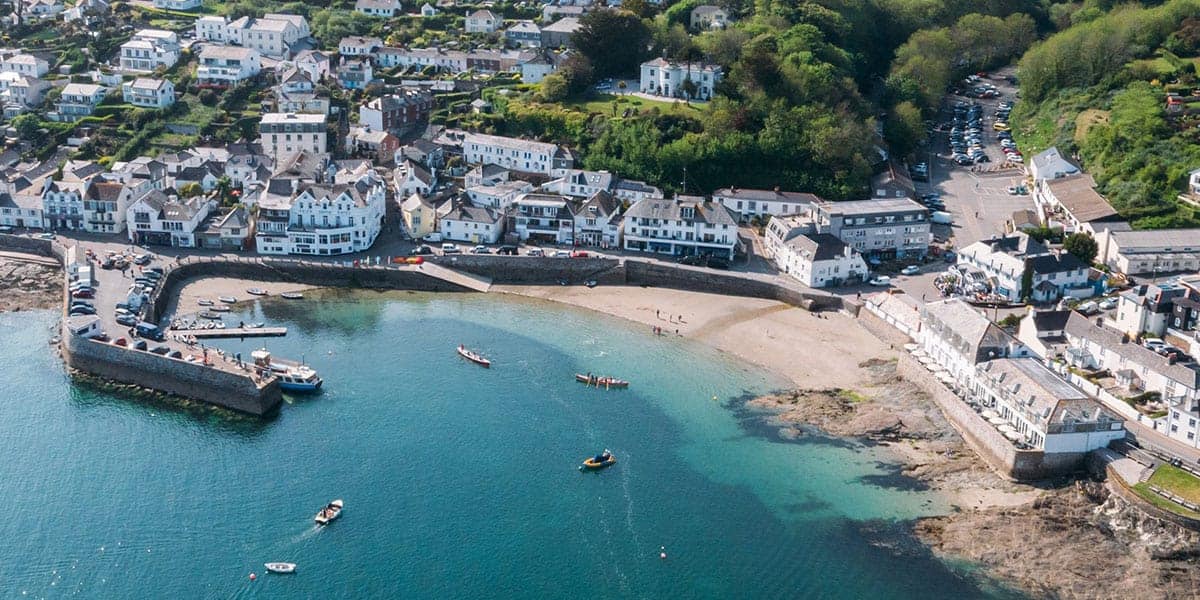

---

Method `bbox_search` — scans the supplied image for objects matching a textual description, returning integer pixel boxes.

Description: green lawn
[1148,464,1200,504]
[563,93,707,117]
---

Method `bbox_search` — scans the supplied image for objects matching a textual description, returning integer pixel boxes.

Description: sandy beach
[495,284,894,391]
[169,277,315,318]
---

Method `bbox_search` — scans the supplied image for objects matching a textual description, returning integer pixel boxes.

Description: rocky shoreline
[0,257,61,312]
[744,357,1200,599]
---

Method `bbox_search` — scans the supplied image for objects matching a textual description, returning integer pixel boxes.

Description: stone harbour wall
[62,325,281,415]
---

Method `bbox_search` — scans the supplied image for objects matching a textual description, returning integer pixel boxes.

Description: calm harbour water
[0,292,1019,598]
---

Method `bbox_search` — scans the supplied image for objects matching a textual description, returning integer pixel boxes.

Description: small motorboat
[253,349,323,392]
[457,345,491,368]
[585,280,598,288]
[197,298,214,306]
[264,562,296,574]
[280,292,304,300]
[211,305,231,312]
[247,287,268,296]
[216,322,226,329]
[246,322,264,329]
[581,450,616,471]
[218,296,237,304]
[315,499,343,525]
[575,373,629,389]
[198,311,221,320]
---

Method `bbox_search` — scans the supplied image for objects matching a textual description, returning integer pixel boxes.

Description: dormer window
[681,207,694,220]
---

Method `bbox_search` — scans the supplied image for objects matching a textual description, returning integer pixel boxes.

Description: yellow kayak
[581,451,616,470]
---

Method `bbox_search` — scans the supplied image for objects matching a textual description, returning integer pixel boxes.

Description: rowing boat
[457,345,491,368]
[575,373,628,389]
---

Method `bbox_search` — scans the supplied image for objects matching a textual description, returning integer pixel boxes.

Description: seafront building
[621,196,738,259]
[254,164,386,256]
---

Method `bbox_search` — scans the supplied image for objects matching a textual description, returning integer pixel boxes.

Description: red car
[570,250,590,258]
[113,338,128,347]
[72,289,94,299]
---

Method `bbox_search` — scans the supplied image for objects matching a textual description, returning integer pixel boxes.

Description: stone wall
[1105,463,1200,532]
[62,331,281,415]
[623,260,842,311]
[428,255,621,284]
[896,354,1087,480]
[147,257,474,322]
[0,233,55,257]
[856,305,914,347]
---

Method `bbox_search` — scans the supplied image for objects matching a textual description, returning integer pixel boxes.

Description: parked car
[423,232,443,243]
[570,250,590,258]
[869,276,892,286]
[168,350,183,359]
[133,340,148,351]
[133,254,151,265]
[1098,298,1118,310]
[410,245,434,256]
[706,256,731,269]
[901,265,921,276]
[116,314,138,327]
[471,245,490,254]
[113,338,128,347]
[69,305,96,316]
[526,248,545,257]
[72,289,94,299]
[497,245,519,255]
[146,267,163,275]
[150,345,171,355]
[553,250,571,258]
[441,243,461,254]
[677,255,705,266]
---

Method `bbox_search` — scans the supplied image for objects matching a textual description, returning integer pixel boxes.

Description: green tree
[179,182,203,198]
[572,10,651,78]
[884,100,925,159]
[1063,232,1099,265]
[538,74,569,102]
[11,114,39,140]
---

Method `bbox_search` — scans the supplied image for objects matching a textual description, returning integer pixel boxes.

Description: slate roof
[1064,311,1200,389]
[1044,174,1121,223]
[624,197,737,226]
[785,232,851,261]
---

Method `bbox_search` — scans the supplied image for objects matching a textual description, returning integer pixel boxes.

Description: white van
[931,211,952,225]
[423,232,443,243]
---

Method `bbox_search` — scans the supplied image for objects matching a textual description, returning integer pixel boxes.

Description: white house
[622,196,738,259]
[197,45,262,87]
[1098,228,1200,276]
[971,358,1125,453]
[712,187,818,223]
[0,192,44,229]
[119,29,181,72]
[126,190,215,247]
[690,5,728,29]
[338,36,382,57]
[462,133,573,177]
[227,15,306,58]
[255,165,386,256]
[765,219,867,288]
[260,112,328,157]
[82,181,131,234]
[1029,146,1080,183]
[153,0,200,9]
[292,50,331,82]
[420,3,439,17]
[55,83,106,122]
[1112,282,1190,338]
[465,9,501,33]
[195,16,228,42]
[393,159,435,198]
[519,52,556,83]
[0,72,50,114]
[574,190,623,248]
[355,0,403,17]
[957,232,1092,303]
[506,20,542,48]
[639,58,722,101]
[466,180,531,212]
[0,54,49,78]
[441,203,503,244]
[511,193,576,244]
[121,78,175,109]
[24,0,63,20]
[919,298,1031,388]
[1034,173,1127,235]
[1063,312,1200,447]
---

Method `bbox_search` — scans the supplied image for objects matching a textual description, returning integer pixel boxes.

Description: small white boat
[264,562,296,574]
[211,305,231,312]
[218,296,237,304]
[457,345,491,368]
[247,287,268,296]
[197,299,214,306]
[280,292,304,300]
[315,499,343,525]
[252,349,323,392]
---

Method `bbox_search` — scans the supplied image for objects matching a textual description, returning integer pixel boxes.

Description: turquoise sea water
[0,293,1017,598]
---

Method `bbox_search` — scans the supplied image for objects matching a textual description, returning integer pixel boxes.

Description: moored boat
[280,292,304,300]
[211,305,231,312]
[575,373,629,389]
[197,298,214,306]
[252,349,323,392]
[247,287,268,296]
[315,499,343,525]
[456,345,491,368]
[198,311,221,320]
[218,296,237,304]
[581,450,616,471]
[264,562,296,574]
